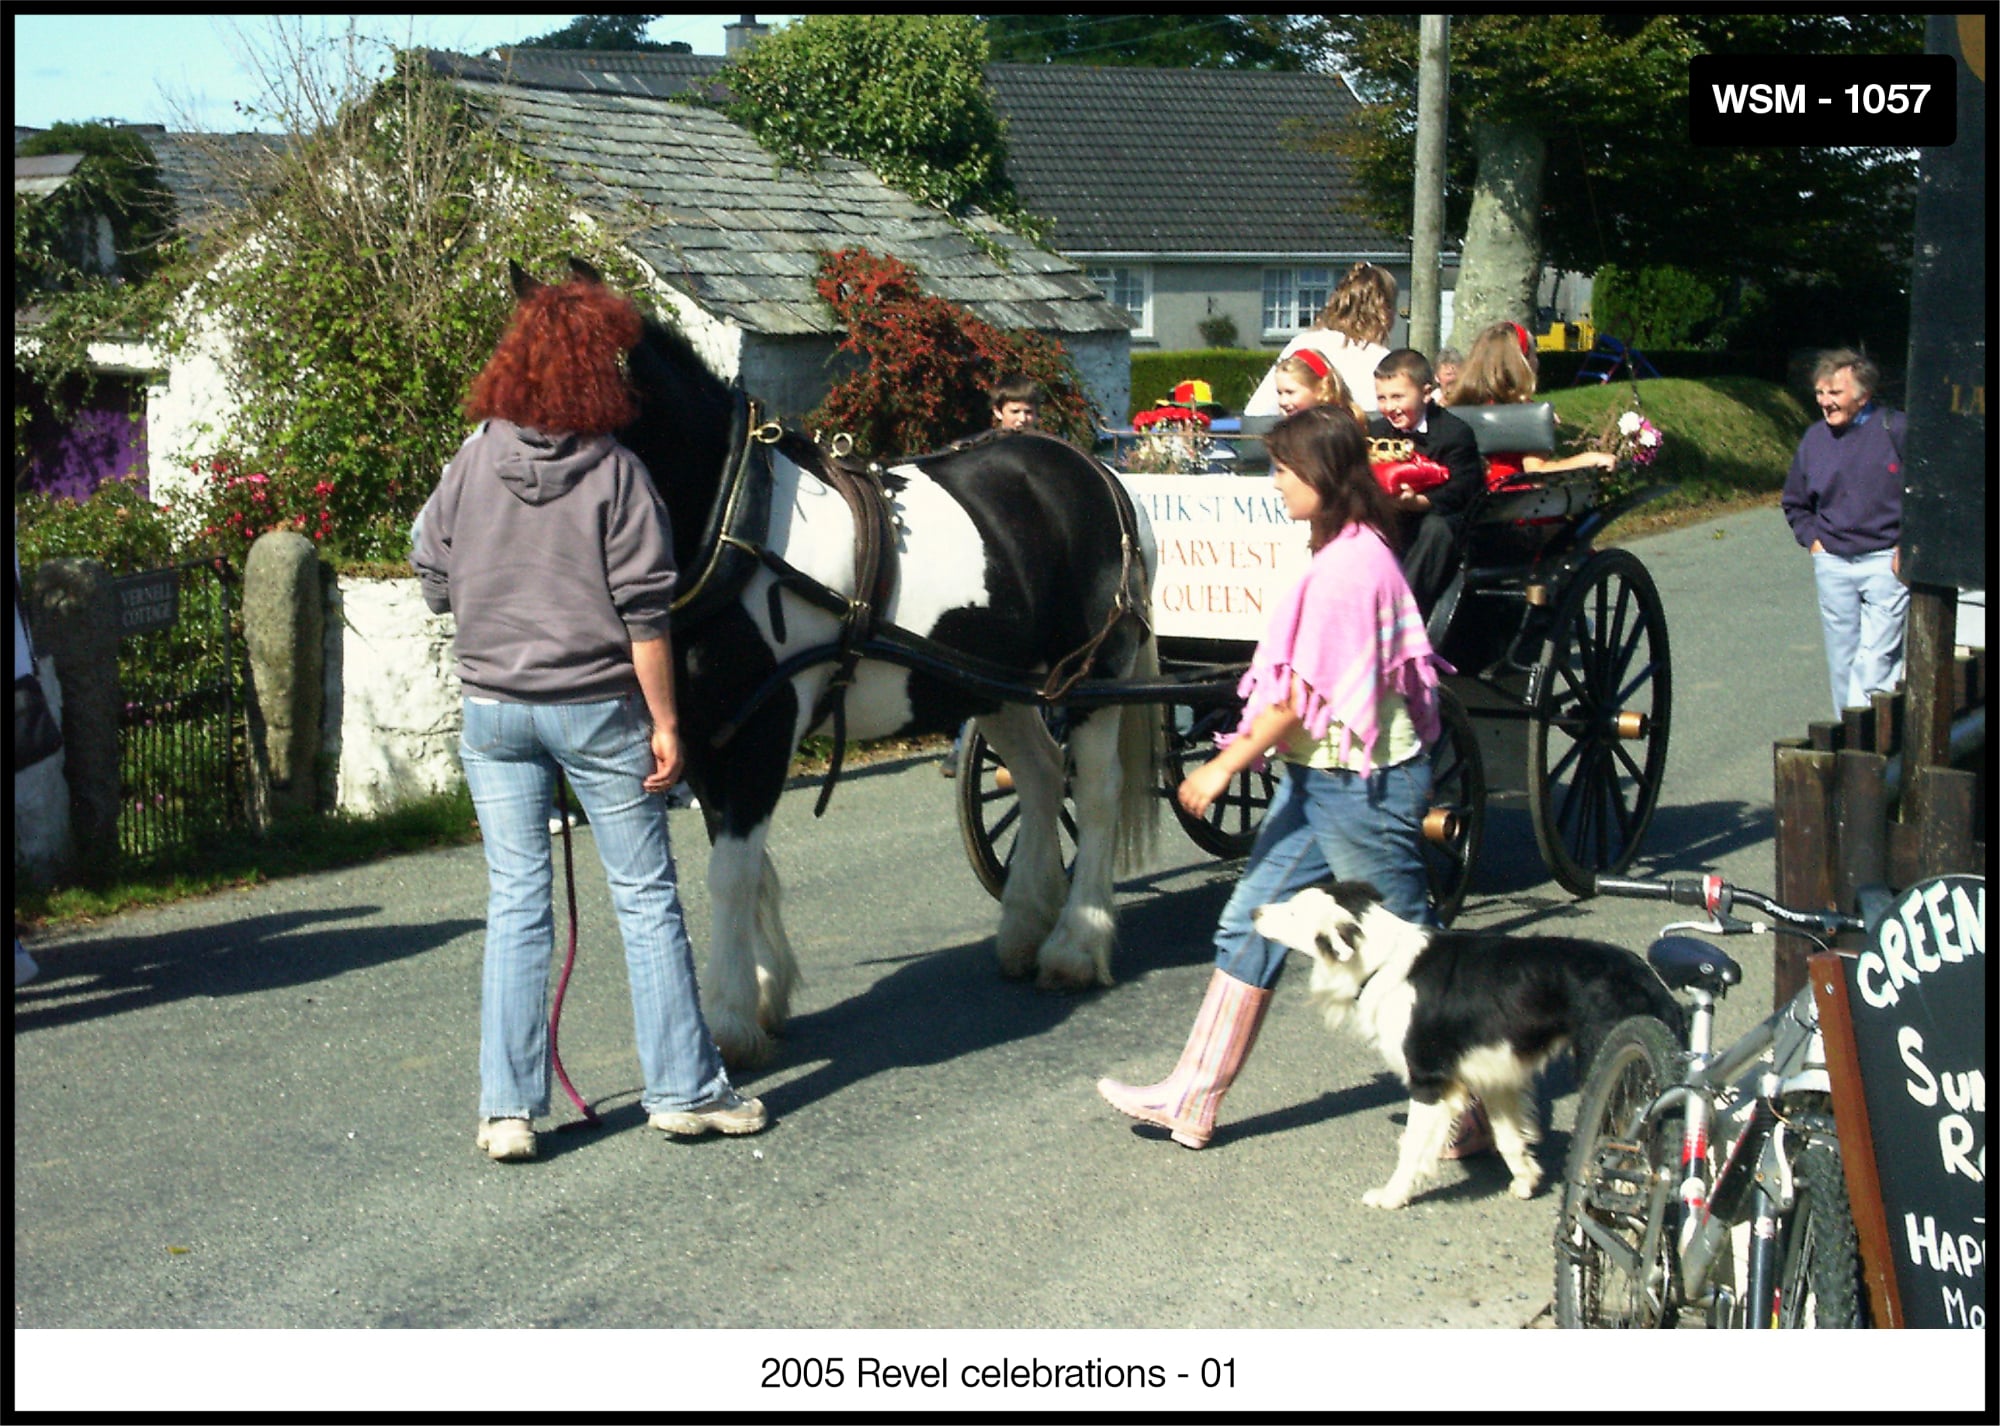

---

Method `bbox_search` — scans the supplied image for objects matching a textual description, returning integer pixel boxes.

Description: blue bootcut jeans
[459,694,732,1120]
[1213,755,1435,988]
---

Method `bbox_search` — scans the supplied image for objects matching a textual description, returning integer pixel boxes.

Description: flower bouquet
[1592,406,1664,468]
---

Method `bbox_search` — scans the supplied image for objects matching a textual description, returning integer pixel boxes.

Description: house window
[1089,265,1152,339]
[1262,266,1334,335]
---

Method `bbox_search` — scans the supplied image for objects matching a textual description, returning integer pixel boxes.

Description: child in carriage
[1270,347,1367,429]
[1096,406,1449,1150]
[1449,322,1615,487]
[1369,349,1485,616]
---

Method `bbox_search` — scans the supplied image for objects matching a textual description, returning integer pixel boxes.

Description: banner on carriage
[1118,474,1313,641]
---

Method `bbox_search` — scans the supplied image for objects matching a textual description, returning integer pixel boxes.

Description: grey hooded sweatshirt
[412,419,678,702]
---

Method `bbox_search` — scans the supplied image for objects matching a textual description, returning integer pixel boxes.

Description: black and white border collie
[1251,880,1684,1210]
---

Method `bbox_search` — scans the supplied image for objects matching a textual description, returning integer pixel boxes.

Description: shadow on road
[1172,1073,1409,1148]
[736,872,1239,1119]
[12,907,483,1032]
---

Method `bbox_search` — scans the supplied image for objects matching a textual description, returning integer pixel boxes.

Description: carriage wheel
[1422,684,1484,925]
[1527,548,1671,895]
[1163,700,1276,859]
[954,719,1077,901]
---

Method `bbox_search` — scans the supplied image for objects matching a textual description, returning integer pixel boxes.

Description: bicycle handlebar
[1594,873,1866,936]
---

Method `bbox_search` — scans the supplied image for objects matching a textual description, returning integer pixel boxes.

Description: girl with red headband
[1245,261,1399,418]
[1450,321,1615,487]
[1271,346,1367,428]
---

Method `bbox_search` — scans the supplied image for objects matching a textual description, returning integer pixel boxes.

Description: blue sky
[12,14,797,132]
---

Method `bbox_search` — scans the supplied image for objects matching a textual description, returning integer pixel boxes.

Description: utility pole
[1410,15,1450,357]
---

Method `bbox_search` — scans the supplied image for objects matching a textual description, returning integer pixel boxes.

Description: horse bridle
[681,414,1150,816]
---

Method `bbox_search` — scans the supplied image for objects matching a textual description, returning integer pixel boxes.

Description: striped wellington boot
[1096,969,1271,1149]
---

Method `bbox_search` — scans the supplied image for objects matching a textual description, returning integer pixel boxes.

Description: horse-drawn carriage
[956,401,1672,921]
[551,256,1668,1065]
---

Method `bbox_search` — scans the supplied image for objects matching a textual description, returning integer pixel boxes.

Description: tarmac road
[21,506,1960,1412]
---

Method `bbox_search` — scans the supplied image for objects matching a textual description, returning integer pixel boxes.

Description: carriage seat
[1444,402,1555,484]
[1441,402,1602,528]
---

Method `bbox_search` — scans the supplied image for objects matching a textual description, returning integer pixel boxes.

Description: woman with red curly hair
[413,274,765,1161]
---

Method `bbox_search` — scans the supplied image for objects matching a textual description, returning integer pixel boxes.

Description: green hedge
[1128,350,1278,421]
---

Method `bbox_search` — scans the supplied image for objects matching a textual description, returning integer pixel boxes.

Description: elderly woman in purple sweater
[1782,348,1909,718]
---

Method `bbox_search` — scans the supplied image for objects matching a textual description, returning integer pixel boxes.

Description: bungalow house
[434,48,1456,359]
[417,49,1133,424]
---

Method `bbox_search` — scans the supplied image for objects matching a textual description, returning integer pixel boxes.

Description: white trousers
[1812,548,1908,716]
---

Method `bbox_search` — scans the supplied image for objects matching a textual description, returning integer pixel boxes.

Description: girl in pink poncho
[1098,406,1451,1150]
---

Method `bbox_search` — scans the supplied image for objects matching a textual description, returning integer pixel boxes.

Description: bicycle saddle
[1647,934,1743,994]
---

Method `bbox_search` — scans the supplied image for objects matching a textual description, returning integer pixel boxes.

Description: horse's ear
[568,256,604,286]
[509,260,540,299]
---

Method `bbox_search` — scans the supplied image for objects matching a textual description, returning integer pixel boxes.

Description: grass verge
[15,786,482,931]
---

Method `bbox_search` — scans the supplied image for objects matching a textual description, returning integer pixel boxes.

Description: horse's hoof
[713,1025,775,1071]
[1035,961,1098,993]
[996,947,1038,981]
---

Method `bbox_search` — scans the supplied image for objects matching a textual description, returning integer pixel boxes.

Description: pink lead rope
[549,774,601,1127]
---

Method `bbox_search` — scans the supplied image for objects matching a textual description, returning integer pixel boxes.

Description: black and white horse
[535,267,1160,1066]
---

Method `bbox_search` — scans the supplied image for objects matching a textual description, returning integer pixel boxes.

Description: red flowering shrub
[187,456,337,561]
[809,247,1098,457]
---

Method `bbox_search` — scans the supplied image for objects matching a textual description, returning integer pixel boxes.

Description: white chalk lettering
[1941,1285,1985,1328]
[1923,881,1959,964]
[1904,1213,1986,1276]
[1938,1114,1982,1182]
[1901,1025,1939,1107]
[1856,943,1895,1009]
[1950,883,1984,957]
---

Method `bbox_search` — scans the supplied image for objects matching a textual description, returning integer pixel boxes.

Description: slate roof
[431,50,1398,261]
[423,51,1128,339]
[985,64,1399,257]
[14,152,83,199]
[143,129,284,229]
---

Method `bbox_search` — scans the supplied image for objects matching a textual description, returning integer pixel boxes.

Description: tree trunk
[1451,118,1547,338]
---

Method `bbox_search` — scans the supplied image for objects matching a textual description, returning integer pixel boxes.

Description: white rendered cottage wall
[324,577,464,816]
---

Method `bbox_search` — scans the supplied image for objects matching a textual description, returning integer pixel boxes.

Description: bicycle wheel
[1775,1134,1869,1328]
[1554,1014,1684,1328]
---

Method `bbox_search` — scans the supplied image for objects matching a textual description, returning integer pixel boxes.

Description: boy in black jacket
[1369,348,1484,615]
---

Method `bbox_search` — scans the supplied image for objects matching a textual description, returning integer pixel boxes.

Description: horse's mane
[630,309,734,416]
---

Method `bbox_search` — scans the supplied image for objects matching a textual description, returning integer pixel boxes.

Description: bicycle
[1553,871,1876,1329]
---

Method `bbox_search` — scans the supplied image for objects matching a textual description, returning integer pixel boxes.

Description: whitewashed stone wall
[325,577,464,817]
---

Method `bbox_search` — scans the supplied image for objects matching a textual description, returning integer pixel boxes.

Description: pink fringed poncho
[1225,523,1453,775]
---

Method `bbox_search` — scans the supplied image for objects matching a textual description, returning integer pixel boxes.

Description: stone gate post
[243,531,325,823]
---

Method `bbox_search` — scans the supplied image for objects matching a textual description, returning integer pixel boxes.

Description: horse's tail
[1115,551,1162,878]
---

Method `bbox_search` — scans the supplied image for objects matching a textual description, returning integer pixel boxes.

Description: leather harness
[672,399,1148,815]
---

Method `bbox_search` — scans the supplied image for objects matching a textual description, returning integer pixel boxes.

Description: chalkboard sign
[113,568,180,639]
[1823,874,1986,1329]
